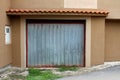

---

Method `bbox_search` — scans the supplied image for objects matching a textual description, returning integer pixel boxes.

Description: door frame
[26,19,86,67]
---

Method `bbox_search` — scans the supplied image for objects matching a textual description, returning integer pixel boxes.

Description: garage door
[27,21,85,67]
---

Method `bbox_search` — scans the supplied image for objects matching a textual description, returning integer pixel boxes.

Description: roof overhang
[6,9,109,16]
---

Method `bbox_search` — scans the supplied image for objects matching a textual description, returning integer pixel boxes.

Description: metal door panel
[27,23,84,67]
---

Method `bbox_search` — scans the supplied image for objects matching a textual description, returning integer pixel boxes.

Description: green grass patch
[8,66,79,80]
[27,68,61,80]
[28,68,42,76]
[58,66,79,72]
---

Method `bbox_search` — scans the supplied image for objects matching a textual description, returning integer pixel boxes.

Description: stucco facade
[0,0,12,67]
[10,15,104,67]
[91,17,105,66]
[98,0,120,19]
[0,0,120,68]
[105,20,120,61]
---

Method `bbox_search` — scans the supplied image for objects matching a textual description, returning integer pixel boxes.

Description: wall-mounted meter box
[5,25,11,45]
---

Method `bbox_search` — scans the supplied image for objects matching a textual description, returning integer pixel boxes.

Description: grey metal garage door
[27,23,85,67]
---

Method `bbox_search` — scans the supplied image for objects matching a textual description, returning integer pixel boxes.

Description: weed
[27,68,61,80]
[28,68,42,76]
[58,66,79,72]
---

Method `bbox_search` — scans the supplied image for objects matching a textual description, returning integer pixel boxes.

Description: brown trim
[26,23,28,67]
[26,19,85,24]
[27,65,84,68]
[26,19,86,67]
[83,21,86,67]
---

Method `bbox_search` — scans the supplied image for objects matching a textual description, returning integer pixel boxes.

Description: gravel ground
[1,62,120,80]
[0,68,28,80]
[57,65,120,80]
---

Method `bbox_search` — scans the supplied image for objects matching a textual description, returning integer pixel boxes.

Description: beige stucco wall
[10,15,105,67]
[10,0,120,19]
[0,0,107,68]
[11,0,64,9]
[11,16,21,67]
[11,0,98,9]
[10,15,92,67]
[64,0,97,9]
[105,20,120,61]
[0,0,119,68]
[91,17,105,66]
[98,0,120,19]
[0,0,12,68]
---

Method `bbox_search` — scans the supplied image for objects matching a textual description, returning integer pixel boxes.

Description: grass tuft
[28,68,42,76]
[27,68,61,80]
[58,66,79,72]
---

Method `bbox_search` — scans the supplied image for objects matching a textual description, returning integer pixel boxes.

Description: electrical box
[5,25,11,45]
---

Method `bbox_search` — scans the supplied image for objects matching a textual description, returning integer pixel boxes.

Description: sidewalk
[57,64,120,80]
